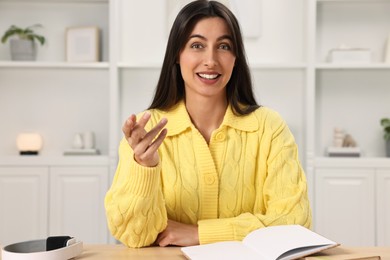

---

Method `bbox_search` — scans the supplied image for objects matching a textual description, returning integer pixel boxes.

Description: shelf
[117,62,307,70]
[315,157,390,168]
[316,63,390,69]
[0,61,109,69]
[250,63,307,70]
[0,155,110,166]
[118,63,162,69]
[0,0,108,3]
[317,0,390,3]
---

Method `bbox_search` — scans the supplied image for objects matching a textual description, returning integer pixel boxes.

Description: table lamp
[16,133,43,155]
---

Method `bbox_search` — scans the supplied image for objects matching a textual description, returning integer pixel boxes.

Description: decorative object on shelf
[333,128,345,147]
[66,26,100,62]
[16,133,43,155]
[1,24,45,61]
[327,146,361,157]
[328,44,371,63]
[385,35,390,64]
[64,131,99,156]
[380,118,390,157]
[342,134,357,148]
[327,128,360,157]
[72,133,84,149]
[82,131,95,149]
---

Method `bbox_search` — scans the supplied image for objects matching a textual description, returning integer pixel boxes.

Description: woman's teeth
[198,73,219,79]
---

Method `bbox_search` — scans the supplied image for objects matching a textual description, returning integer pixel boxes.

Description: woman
[105,0,311,248]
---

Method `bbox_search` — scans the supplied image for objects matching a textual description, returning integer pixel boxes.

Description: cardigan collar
[160,100,259,137]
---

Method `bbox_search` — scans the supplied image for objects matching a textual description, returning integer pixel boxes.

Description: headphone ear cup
[46,236,72,251]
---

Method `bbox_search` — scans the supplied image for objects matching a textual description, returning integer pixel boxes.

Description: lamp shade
[16,133,43,155]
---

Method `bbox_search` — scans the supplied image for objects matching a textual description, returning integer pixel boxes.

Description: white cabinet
[315,158,390,246]
[315,167,375,246]
[0,158,109,245]
[377,170,390,246]
[49,166,108,243]
[0,167,48,245]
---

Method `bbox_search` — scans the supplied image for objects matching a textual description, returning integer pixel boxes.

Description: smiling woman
[105,0,311,249]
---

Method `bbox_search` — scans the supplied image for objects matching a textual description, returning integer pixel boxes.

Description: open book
[181,225,339,260]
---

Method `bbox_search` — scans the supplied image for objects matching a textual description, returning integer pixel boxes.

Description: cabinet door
[49,166,108,243]
[0,167,48,245]
[377,169,390,246]
[315,168,375,246]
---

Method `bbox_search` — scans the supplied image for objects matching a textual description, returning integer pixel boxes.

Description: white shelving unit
[0,0,389,246]
[309,0,390,246]
[0,0,111,245]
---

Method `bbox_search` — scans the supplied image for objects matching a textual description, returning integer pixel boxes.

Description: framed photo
[66,26,100,62]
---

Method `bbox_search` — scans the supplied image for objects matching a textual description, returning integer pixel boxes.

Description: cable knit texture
[105,100,312,248]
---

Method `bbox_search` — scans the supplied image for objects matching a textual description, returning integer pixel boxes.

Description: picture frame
[66,26,100,62]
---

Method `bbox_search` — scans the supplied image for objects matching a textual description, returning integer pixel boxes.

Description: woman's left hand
[155,219,199,247]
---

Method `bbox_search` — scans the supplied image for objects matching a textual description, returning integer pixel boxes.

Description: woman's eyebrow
[188,34,233,42]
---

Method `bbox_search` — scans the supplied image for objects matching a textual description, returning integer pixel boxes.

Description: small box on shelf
[63,148,100,156]
[328,47,371,63]
[327,147,361,158]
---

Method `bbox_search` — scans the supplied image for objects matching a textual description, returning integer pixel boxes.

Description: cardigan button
[204,175,215,185]
[215,132,225,141]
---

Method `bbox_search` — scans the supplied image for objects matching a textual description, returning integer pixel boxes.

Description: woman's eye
[191,43,203,49]
[219,43,231,50]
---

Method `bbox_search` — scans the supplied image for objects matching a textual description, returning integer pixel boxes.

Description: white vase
[72,133,84,149]
[83,131,95,149]
[10,39,37,61]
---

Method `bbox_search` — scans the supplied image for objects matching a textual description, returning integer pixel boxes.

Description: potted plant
[380,118,390,157]
[1,24,45,61]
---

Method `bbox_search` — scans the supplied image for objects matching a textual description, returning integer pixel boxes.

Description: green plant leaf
[381,118,390,141]
[1,24,45,45]
[32,35,45,45]
[1,26,23,43]
[380,118,390,127]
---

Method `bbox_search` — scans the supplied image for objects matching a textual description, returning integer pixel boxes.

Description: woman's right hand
[122,112,168,167]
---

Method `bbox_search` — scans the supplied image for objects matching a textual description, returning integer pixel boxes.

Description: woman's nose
[203,49,218,68]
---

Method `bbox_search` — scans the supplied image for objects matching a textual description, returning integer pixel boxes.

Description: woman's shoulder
[252,106,286,124]
[247,106,288,135]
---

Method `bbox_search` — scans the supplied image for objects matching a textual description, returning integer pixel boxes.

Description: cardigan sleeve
[198,112,312,244]
[104,138,168,248]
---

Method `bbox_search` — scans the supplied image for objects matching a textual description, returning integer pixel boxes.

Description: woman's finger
[137,111,151,129]
[132,118,167,155]
[122,114,137,138]
[136,128,168,161]
[146,128,168,154]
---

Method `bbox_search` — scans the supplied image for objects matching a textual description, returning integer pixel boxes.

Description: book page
[243,225,338,260]
[181,241,268,260]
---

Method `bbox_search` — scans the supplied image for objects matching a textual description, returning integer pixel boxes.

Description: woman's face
[179,17,236,101]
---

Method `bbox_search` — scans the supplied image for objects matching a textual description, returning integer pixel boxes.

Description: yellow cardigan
[105,101,312,248]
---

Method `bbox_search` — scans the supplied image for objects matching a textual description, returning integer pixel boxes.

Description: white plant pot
[10,39,37,61]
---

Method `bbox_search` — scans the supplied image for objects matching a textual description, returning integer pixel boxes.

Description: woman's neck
[185,96,228,144]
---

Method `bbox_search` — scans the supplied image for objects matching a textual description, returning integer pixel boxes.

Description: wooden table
[78,245,390,260]
[78,244,186,259]
[1,244,390,259]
